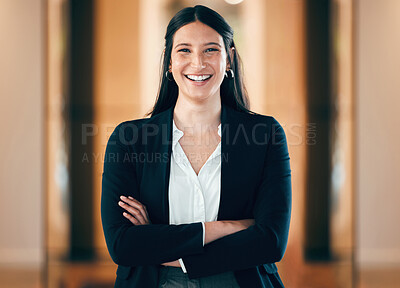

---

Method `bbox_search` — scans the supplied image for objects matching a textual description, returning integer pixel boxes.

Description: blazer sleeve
[181,118,292,279]
[101,122,204,267]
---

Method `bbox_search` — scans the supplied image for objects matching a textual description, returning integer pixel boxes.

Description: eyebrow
[174,42,222,49]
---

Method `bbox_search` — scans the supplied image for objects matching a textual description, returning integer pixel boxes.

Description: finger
[127,196,147,213]
[119,201,147,224]
[143,205,151,224]
[121,196,145,211]
[131,198,150,224]
[119,200,148,225]
[135,199,150,223]
[118,201,147,224]
[121,196,149,223]
[119,195,150,224]
[123,212,140,225]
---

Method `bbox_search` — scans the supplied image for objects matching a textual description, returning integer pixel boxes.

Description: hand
[119,196,151,225]
[161,260,181,267]
[229,219,255,230]
[204,219,255,245]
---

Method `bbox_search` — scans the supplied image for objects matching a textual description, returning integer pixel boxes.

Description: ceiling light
[224,0,244,5]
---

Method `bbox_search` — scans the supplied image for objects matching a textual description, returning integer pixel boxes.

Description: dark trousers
[158,266,241,288]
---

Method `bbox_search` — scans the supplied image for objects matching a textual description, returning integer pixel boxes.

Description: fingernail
[118,201,123,205]
[120,196,126,199]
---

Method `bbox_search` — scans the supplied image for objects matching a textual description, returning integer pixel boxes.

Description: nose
[190,53,206,69]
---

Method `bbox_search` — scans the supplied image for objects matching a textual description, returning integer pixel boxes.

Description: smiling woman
[101,5,292,288]
[169,21,228,103]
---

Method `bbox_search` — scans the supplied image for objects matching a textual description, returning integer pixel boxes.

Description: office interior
[0,0,399,287]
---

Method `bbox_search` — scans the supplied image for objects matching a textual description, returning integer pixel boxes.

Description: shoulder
[106,107,173,149]
[226,106,284,135]
[111,108,172,139]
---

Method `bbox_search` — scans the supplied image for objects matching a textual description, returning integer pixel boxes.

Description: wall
[356,0,400,267]
[93,0,142,256]
[0,0,44,266]
[242,1,306,283]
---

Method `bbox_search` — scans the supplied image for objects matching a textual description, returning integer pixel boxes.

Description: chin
[190,92,220,103]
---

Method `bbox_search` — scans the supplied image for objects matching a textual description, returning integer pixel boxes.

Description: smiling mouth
[185,74,212,82]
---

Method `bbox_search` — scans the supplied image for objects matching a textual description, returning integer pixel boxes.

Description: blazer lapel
[139,107,174,225]
[142,104,248,224]
[218,104,246,220]
[159,107,174,224]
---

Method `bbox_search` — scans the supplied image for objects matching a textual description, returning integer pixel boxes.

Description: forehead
[173,21,224,46]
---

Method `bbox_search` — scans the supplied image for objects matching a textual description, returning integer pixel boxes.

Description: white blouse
[169,119,222,272]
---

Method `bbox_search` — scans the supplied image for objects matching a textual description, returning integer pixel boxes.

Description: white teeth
[186,75,212,81]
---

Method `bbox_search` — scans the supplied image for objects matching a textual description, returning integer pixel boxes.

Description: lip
[184,74,213,86]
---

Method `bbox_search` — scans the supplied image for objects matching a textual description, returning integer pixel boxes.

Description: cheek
[210,57,226,75]
[171,56,187,72]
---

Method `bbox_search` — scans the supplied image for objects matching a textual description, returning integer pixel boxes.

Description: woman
[101,5,291,288]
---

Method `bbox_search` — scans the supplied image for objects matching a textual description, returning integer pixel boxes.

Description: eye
[205,48,219,53]
[178,48,190,53]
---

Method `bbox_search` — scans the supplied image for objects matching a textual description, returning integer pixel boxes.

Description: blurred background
[0,0,399,287]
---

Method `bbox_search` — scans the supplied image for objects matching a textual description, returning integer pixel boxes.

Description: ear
[164,48,172,71]
[226,47,235,69]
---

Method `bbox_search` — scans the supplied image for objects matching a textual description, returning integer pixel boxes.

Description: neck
[173,95,221,135]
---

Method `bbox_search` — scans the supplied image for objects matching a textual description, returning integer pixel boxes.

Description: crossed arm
[101,118,291,278]
[118,195,255,268]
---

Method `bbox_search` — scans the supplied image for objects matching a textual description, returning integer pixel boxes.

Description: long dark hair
[147,5,252,117]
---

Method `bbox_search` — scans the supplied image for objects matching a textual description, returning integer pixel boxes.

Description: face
[170,21,229,103]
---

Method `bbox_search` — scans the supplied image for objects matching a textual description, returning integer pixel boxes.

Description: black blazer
[101,104,292,288]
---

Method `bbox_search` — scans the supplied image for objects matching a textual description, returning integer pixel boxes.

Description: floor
[358,268,400,288]
[0,261,399,288]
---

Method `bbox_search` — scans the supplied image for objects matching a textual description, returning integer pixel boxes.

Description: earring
[165,70,173,81]
[225,69,234,79]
